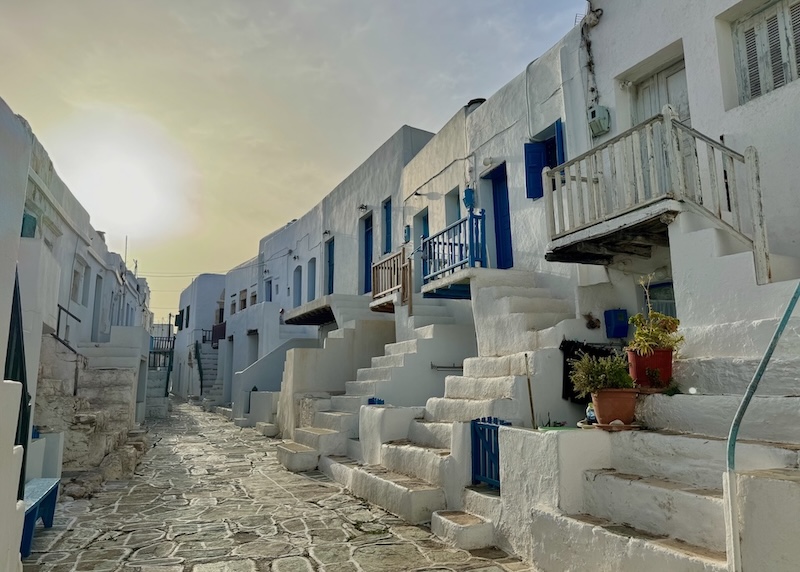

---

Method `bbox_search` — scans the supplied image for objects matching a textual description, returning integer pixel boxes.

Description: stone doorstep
[583,469,726,553]
[233,417,253,428]
[294,426,347,456]
[561,512,728,569]
[380,440,450,486]
[277,441,320,472]
[348,463,446,524]
[255,422,279,437]
[431,510,494,550]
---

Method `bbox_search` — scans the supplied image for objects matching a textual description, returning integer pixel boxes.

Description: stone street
[22,402,536,572]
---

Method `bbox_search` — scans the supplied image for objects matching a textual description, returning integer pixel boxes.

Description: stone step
[294,426,347,456]
[256,422,279,437]
[424,397,519,423]
[408,420,452,449]
[233,417,252,427]
[356,366,392,382]
[385,339,419,355]
[348,464,446,524]
[408,315,456,329]
[330,395,370,413]
[462,354,529,378]
[413,323,465,340]
[638,394,800,444]
[381,440,450,486]
[214,406,233,420]
[674,357,800,396]
[344,381,376,396]
[347,439,362,462]
[608,430,799,490]
[536,511,727,572]
[370,353,406,368]
[431,510,494,550]
[444,375,523,400]
[410,304,451,317]
[314,411,358,438]
[277,441,319,472]
[583,469,725,552]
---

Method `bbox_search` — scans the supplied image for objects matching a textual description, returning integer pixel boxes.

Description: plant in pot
[626,275,684,389]
[570,353,638,425]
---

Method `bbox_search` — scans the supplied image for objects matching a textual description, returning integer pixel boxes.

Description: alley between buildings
[21,402,535,572]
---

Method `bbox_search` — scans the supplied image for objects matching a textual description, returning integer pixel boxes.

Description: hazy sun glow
[44,105,198,252]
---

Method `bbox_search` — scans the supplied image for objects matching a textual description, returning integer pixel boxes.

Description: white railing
[542,104,769,284]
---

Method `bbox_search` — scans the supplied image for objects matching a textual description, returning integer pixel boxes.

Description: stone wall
[146,368,169,419]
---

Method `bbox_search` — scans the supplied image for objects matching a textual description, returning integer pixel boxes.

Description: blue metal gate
[471,417,511,489]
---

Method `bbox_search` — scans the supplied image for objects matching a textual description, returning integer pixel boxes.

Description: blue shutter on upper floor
[524,142,548,199]
[555,118,565,165]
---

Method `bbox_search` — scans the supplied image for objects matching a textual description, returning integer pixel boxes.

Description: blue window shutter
[555,118,565,164]
[524,142,548,199]
[383,199,392,254]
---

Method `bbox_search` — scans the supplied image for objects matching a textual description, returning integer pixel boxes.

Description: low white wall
[359,405,421,465]
[496,427,611,560]
[1,380,25,572]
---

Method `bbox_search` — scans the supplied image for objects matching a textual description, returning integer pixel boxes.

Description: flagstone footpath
[22,401,539,572]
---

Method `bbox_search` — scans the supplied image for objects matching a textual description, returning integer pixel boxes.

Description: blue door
[490,165,513,269]
[363,215,373,293]
[326,239,335,294]
[421,211,429,278]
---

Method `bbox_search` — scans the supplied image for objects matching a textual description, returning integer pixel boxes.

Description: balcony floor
[546,199,684,265]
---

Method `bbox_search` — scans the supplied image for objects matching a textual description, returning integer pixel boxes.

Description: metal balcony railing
[542,104,769,283]
[421,209,487,283]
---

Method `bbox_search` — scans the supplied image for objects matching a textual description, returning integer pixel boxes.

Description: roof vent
[466,98,486,115]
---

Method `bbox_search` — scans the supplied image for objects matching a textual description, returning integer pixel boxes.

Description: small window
[70,269,81,303]
[250,291,257,306]
[185,305,190,327]
[735,0,800,103]
[239,289,247,311]
[230,301,236,315]
[264,279,273,302]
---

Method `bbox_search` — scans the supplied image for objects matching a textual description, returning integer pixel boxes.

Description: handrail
[54,304,81,355]
[421,209,487,282]
[673,122,745,162]
[194,340,204,396]
[726,281,800,471]
[371,249,405,299]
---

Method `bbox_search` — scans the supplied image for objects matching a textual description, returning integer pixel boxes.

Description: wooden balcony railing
[542,104,769,284]
[422,209,487,283]
[372,250,405,299]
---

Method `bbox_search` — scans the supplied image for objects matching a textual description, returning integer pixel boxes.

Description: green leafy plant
[626,274,684,356]
[570,353,634,398]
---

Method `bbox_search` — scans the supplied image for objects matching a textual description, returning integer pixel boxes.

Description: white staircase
[278,300,477,473]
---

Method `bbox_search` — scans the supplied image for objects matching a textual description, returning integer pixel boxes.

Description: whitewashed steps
[674,357,800,396]
[609,430,800,490]
[294,427,347,456]
[314,410,358,437]
[330,395,370,413]
[536,511,728,572]
[424,396,518,423]
[583,469,725,552]
[348,464,446,524]
[408,420,452,449]
[385,339,418,355]
[637,394,800,444]
[256,422,278,437]
[431,510,494,550]
[276,441,319,472]
[381,440,450,486]
[444,375,524,400]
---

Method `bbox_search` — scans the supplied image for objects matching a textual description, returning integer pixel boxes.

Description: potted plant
[626,275,684,389]
[570,353,638,425]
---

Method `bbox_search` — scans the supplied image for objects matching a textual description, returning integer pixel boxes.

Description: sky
[0,0,585,322]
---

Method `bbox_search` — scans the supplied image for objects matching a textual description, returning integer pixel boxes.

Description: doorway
[485,164,513,269]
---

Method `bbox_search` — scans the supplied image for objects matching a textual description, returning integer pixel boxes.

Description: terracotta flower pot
[627,348,673,389]
[591,388,639,425]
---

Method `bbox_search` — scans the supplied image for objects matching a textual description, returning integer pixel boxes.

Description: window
[239,289,247,311]
[307,258,317,302]
[230,301,236,315]
[81,267,91,306]
[185,305,190,328]
[382,198,392,254]
[264,279,273,302]
[525,119,565,199]
[326,239,335,294]
[250,291,257,306]
[445,188,461,224]
[70,269,81,303]
[735,0,800,102]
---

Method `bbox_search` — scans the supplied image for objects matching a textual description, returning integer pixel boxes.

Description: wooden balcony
[542,105,769,284]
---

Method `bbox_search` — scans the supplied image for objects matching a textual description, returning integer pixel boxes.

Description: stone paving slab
[22,401,538,572]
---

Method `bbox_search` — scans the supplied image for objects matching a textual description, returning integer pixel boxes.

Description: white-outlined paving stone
[22,401,537,572]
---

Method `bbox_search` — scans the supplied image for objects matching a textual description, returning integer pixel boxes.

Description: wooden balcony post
[745,146,771,284]
[663,104,687,200]
[542,167,556,238]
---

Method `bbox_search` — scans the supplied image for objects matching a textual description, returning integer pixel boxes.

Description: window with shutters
[734,0,800,103]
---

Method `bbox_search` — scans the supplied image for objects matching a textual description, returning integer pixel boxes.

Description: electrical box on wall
[587,105,611,137]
